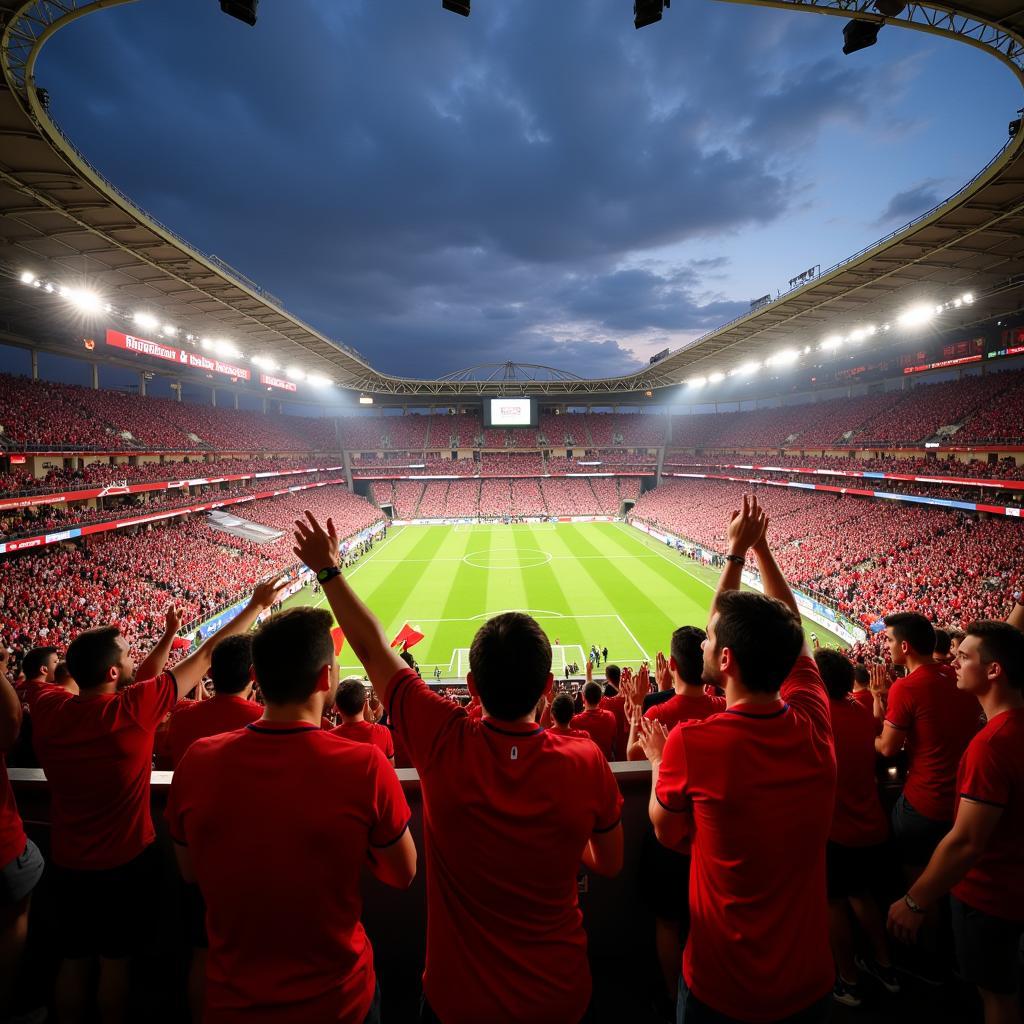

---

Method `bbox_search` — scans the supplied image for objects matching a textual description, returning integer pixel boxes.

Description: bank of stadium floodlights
[682,291,976,390]
[14,270,332,391]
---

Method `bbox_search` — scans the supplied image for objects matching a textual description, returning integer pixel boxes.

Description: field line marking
[615,614,651,662]
[311,525,406,610]
[613,522,720,598]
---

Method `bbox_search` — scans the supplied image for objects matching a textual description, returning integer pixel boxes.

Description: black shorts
[636,827,690,923]
[951,896,1024,996]
[825,840,890,901]
[51,843,161,959]
[180,877,208,949]
[891,793,949,866]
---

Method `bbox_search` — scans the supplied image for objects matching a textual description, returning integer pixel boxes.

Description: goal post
[452,643,586,680]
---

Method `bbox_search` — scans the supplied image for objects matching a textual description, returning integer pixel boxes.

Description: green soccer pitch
[279,521,848,676]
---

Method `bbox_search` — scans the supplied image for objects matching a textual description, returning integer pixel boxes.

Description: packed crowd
[3,497,1022,1024]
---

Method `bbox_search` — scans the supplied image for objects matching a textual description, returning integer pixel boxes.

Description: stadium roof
[1,0,1023,399]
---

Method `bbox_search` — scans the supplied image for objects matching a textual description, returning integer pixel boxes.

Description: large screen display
[485,397,536,428]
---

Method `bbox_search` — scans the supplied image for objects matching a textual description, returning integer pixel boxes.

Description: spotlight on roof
[708,371,725,383]
[442,0,470,14]
[133,311,159,331]
[634,0,669,30]
[219,0,258,26]
[308,374,333,388]
[214,340,240,359]
[767,348,799,367]
[820,335,843,351]
[873,0,905,15]
[285,366,306,381]
[19,271,35,286]
[359,394,374,405]
[898,304,936,328]
[686,375,707,388]
[69,290,102,314]
[842,18,881,54]
[962,292,974,304]
[162,325,178,337]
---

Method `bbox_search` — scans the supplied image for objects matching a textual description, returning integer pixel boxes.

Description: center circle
[463,547,552,570]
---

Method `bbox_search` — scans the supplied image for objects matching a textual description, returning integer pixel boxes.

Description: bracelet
[724,554,745,566]
[904,893,925,914]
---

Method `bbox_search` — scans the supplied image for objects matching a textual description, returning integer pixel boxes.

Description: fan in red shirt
[331,677,395,762]
[292,511,624,1024]
[875,612,981,868]
[546,692,590,740]
[168,606,415,1024]
[850,664,875,713]
[813,649,899,1008]
[27,579,287,1024]
[640,495,836,1024]
[571,682,618,760]
[888,620,1024,1024]
[0,645,45,1015]
[596,662,629,760]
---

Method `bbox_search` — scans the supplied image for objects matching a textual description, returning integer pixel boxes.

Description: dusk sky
[38,0,1021,380]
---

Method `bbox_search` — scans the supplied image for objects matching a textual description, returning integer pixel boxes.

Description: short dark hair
[65,626,122,689]
[22,646,58,681]
[252,608,333,704]
[399,650,418,674]
[965,620,1024,691]
[853,664,870,686]
[814,649,855,699]
[209,635,253,695]
[551,693,575,726]
[884,612,935,657]
[670,626,706,686]
[713,591,804,694]
[335,678,368,716]
[934,627,964,657]
[582,681,602,706]
[469,612,551,721]
[605,664,621,686]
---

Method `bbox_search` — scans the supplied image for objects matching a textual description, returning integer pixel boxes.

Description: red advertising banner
[106,330,252,381]
[260,373,297,392]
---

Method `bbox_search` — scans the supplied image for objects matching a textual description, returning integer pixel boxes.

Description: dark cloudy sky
[38,0,1019,379]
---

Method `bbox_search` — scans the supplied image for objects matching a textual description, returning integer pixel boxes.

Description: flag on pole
[390,623,425,651]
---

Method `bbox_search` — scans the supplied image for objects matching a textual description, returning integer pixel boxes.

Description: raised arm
[712,493,767,615]
[1006,592,1024,632]
[0,647,22,752]
[170,575,289,700]
[293,512,407,704]
[136,604,183,683]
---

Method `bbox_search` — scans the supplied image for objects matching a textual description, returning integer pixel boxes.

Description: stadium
[2,0,1024,1022]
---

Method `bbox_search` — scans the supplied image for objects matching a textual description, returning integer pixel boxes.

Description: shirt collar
[482,718,544,737]
[246,720,320,734]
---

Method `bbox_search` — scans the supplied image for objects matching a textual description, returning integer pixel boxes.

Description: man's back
[829,697,889,847]
[571,706,617,760]
[167,721,409,1023]
[646,691,725,732]
[885,662,980,821]
[167,693,262,769]
[598,693,628,759]
[28,673,176,869]
[657,656,836,1022]
[387,667,622,1024]
[331,719,394,759]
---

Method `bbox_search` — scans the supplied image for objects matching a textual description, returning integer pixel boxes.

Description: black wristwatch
[724,553,745,566]
[316,566,342,584]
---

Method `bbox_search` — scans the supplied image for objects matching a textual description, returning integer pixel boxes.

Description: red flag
[171,636,192,651]
[331,626,346,657]
[390,623,425,651]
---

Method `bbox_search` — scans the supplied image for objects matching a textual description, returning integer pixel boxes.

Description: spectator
[887,621,1024,1024]
[934,627,965,665]
[639,494,836,1023]
[0,646,45,1020]
[814,649,898,1007]
[53,660,78,694]
[597,663,629,760]
[293,510,623,1024]
[167,608,415,1023]
[26,579,286,1024]
[547,693,588,738]
[9,645,60,769]
[850,663,873,713]
[332,677,396,763]
[571,682,618,761]
[875,613,981,870]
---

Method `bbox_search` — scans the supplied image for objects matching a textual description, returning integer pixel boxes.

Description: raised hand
[293,511,340,572]
[637,717,670,764]
[868,662,891,695]
[726,493,768,556]
[655,651,670,691]
[164,603,182,636]
[251,573,290,610]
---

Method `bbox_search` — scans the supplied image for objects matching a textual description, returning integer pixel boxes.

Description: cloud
[874,179,946,226]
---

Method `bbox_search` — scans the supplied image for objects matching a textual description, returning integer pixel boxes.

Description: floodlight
[133,311,159,330]
[308,374,333,388]
[962,292,974,304]
[219,1,258,26]
[842,19,881,54]
[69,290,102,314]
[737,360,761,376]
[687,375,707,388]
[767,348,799,366]
[821,335,843,350]
[44,282,54,293]
[634,0,669,29]
[285,366,306,381]
[19,271,35,285]
[162,325,178,337]
[442,0,470,14]
[898,304,935,328]
[214,340,240,358]
[708,372,725,383]
[201,338,214,351]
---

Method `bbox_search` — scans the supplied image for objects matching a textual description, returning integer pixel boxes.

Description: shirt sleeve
[959,733,1010,809]
[386,667,461,772]
[655,724,691,813]
[781,655,833,743]
[884,679,912,731]
[121,672,178,730]
[367,748,412,848]
[378,724,395,759]
[165,756,191,845]
[592,755,624,834]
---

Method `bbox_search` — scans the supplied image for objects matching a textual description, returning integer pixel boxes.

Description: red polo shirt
[27,673,177,870]
[331,720,395,759]
[167,694,263,769]
[850,689,874,713]
[167,720,410,1024]
[951,708,1024,921]
[645,691,726,732]
[0,755,26,866]
[571,707,617,760]
[656,656,836,1022]
[885,662,981,821]
[387,668,622,1024]
[598,693,628,760]
[829,697,889,847]
[547,725,590,740]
